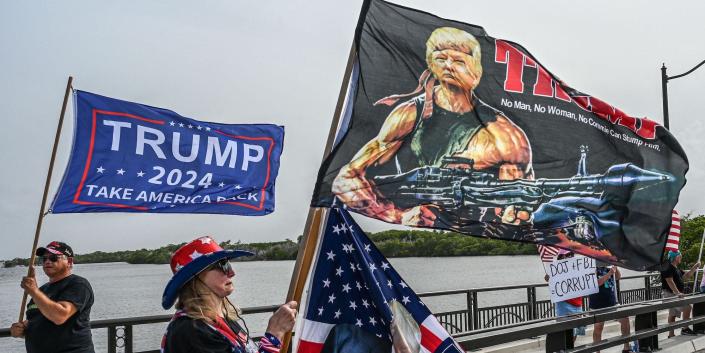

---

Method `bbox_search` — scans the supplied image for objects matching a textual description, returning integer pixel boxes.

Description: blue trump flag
[296,207,463,353]
[51,90,284,215]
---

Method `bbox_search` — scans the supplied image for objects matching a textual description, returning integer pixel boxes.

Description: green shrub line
[3,213,703,267]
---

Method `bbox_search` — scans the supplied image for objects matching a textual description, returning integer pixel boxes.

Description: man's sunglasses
[208,259,234,276]
[41,254,65,263]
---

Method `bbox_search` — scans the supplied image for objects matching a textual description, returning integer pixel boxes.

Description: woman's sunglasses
[208,259,234,276]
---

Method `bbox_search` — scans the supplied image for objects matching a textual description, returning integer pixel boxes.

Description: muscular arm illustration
[332,102,418,222]
[459,114,534,223]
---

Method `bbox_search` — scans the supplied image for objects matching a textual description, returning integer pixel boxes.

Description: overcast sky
[1,0,704,260]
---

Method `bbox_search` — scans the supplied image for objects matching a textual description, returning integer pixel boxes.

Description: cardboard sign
[548,255,599,303]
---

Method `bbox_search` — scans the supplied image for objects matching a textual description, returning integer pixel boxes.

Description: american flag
[537,244,560,263]
[296,208,463,353]
[665,210,681,252]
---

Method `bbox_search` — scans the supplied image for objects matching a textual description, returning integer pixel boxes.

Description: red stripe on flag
[420,323,443,352]
[665,210,681,252]
[297,340,324,353]
[537,244,559,263]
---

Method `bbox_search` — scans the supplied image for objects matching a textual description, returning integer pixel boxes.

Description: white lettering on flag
[103,120,132,151]
[205,136,238,168]
[136,125,166,159]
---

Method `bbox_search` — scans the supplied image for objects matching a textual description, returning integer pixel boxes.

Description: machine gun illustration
[372,146,673,212]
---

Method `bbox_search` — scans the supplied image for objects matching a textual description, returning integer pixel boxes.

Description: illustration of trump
[332,27,534,227]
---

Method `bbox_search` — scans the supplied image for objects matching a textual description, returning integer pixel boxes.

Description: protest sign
[548,255,598,303]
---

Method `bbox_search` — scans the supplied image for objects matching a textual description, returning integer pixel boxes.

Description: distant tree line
[2,239,300,267]
[3,213,703,267]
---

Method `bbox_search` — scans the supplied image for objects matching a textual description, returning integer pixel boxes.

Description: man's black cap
[36,241,74,257]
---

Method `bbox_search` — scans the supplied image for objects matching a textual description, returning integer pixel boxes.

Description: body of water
[0,256,644,352]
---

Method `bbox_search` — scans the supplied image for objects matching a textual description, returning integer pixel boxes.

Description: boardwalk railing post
[108,325,117,353]
[125,325,133,353]
[635,310,658,351]
[465,290,472,331]
[527,287,537,320]
[644,276,652,300]
[545,329,572,352]
[693,299,705,332]
[471,291,479,330]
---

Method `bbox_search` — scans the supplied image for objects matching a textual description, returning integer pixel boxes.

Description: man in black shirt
[10,241,95,353]
[660,250,700,337]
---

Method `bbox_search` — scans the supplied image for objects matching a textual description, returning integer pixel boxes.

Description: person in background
[589,263,632,353]
[161,236,297,353]
[544,250,586,343]
[10,241,95,353]
[661,250,700,337]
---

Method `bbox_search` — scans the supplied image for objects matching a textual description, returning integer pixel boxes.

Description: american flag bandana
[296,207,463,353]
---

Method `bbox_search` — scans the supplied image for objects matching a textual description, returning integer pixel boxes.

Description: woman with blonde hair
[161,236,297,353]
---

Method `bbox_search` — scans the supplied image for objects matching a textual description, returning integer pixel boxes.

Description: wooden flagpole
[18,76,74,322]
[280,44,357,352]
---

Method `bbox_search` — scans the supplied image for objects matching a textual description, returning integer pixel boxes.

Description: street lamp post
[661,60,705,130]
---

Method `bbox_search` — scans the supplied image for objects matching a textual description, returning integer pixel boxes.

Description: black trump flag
[312,0,688,270]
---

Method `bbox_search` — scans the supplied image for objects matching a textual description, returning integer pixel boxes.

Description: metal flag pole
[280,43,357,353]
[694,229,705,294]
[17,76,73,322]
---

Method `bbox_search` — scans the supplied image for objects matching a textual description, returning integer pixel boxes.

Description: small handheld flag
[538,244,560,263]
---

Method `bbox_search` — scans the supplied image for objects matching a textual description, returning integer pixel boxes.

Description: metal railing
[423,273,661,335]
[0,305,280,353]
[453,293,705,352]
[0,273,662,352]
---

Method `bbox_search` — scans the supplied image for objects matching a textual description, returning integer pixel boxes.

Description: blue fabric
[52,90,284,215]
[555,301,586,336]
[555,301,581,316]
[588,267,618,309]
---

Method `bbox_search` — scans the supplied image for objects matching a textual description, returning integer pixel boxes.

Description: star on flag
[326,250,336,261]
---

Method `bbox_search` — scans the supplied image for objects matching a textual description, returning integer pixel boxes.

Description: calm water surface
[0,256,643,352]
